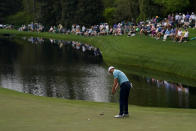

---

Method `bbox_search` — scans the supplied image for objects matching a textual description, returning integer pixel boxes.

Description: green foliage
[115,0,134,21]
[0,0,22,23]
[75,0,104,26]
[104,8,116,25]
[154,0,190,13]
[138,0,162,21]
[102,0,116,8]
[5,12,33,26]
[22,0,34,14]
[114,0,139,22]
[112,0,161,22]
[189,0,196,12]
[36,0,61,26]
[60,0,78,27]
[0,0,194,26]
[21,0,104,27]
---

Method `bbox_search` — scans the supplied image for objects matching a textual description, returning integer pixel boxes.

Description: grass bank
[0,87,196,131]
[0,29,196,86]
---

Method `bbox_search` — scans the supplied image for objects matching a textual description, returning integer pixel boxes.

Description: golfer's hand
[112,88,116,95]
[112,79,118,95]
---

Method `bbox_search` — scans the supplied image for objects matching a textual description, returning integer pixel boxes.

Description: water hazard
[0,36,196,108]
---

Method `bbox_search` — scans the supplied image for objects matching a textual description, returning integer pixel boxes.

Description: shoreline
[0,29,196,87]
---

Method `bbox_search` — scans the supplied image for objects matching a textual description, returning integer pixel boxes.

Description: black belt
[120,81,130,87]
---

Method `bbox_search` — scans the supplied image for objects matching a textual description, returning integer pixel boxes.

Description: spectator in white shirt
[180,29,189,42]
[176,29,182,42]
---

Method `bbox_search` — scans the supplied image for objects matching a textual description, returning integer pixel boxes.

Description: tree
[75,0,104,26]
[60,0,78,27]
[114,0,139,22]
[104,7,116,25]
[0,0,22,23]
[189,0,196,12]
[21,0,104,27]
[102,0,115,8]
[22,0,34,14]
[113,0,160,22]
[154,0,190,14]
[1,0,194,27]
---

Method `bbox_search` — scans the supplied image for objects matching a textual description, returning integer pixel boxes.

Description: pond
[0,36,196,108]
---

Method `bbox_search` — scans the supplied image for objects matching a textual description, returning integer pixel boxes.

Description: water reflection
[146,78,189,108]
[0,37,111,103]
[22,37,102,61]
[0,37,196,108]
[0,63,112,102]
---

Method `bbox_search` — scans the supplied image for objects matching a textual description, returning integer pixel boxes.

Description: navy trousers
[119,81,131,115]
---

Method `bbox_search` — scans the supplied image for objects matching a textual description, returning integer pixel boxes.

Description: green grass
[0,87,196,131]
[0,29,196,86]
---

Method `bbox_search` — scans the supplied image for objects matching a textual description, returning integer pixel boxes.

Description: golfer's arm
[115,82,119,90]
[112,78,118,94]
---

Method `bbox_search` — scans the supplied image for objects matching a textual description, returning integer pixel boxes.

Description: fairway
[0,29,196,86]
[0,88,196,131]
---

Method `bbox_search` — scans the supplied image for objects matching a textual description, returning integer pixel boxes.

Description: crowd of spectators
[0,24,14,29]
[69,12,196,43]
[1,12,196,43]
[18,22,44,32]
[137,12,196,42]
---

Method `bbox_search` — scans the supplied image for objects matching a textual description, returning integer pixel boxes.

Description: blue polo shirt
[165,29,171,35]
[113,69,129,85]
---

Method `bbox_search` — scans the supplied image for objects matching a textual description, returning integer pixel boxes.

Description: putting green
[0,88,196,131]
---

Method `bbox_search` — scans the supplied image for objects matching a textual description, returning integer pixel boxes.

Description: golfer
[108,66,132,118]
